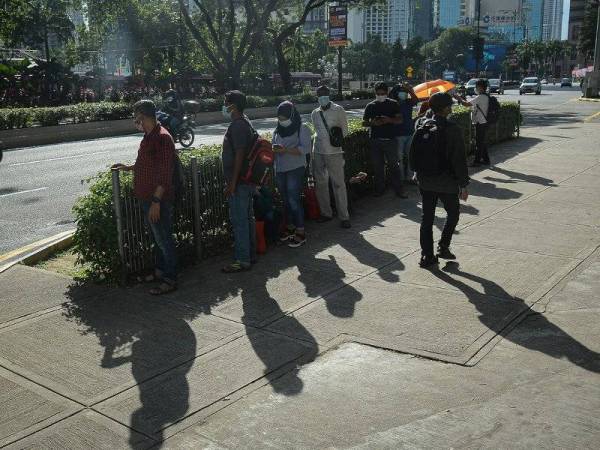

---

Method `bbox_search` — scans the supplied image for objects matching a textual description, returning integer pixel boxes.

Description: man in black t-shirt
[362,82,407,198]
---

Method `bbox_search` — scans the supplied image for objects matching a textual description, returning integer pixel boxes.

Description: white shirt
[471,94,489,124]
[311,102,349,154]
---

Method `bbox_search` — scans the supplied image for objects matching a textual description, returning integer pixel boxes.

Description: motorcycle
[156,112,196,148]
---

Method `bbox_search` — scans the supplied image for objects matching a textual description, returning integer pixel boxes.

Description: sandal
[149,282,177,296]
[222,261,251,273]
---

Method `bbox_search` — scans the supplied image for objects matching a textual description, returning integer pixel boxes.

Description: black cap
[429,92,453,112]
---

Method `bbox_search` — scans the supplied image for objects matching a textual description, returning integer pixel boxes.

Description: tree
[268,0,381,93]
[0,0,76,61]
[389,39,405,78]
[578,2,599,63]
[417,28,475,78]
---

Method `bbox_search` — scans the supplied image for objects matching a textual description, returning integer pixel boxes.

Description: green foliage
[0,102,134,130]
[72,102,520,282]
[578,3,599,60]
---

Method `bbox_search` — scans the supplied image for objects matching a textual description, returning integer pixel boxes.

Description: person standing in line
[221,90,257,273]
[112,100,178,295]
[454,78,490,166]
[272,101,312,247]
[362,82,407,198]
[389,82,419,183]
[311,85,352,228]
[409,92,470,268]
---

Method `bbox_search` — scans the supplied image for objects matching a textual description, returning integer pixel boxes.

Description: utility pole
[337,46,343,97]
[475,0,482,76]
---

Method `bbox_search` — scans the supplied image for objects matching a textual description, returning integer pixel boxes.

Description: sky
[562,0,570,40]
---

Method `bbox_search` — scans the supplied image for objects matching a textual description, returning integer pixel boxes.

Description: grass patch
[33,248,90,280]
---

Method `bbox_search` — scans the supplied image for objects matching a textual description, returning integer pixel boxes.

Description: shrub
[72,103,520,282]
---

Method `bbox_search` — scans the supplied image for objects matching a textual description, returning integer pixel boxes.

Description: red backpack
[239,135,274,185]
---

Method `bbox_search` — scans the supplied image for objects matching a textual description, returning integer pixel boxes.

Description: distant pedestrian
[311,85,351,228]
[363,82,407,198]
[273,101,312,247]
[221,90,257,273]
[112,99,178,294]
[454,79,490,166]
[389,82,419,182]
[409,92,470,268]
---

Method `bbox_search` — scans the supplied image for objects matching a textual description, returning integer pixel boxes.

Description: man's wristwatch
[151,196,161,204]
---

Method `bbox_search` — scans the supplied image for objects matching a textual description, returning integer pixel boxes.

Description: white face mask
[376,95,387,102]
[279,118,292,127]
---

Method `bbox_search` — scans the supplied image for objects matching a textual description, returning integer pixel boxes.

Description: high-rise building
[411,0,434,40]
[347,0,412,45]
[568,0,588,44]
[304,5,328,34]
[542,0,563,40]
[438,0,462,29]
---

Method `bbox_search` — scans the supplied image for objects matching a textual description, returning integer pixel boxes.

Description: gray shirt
[222,117,254,183]
[272,124,312,173]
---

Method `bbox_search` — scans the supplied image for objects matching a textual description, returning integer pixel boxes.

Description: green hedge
[72,103,520,283]
[0,102,134,130]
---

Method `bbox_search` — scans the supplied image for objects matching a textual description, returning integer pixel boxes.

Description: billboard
[458,0,521,26]
[465,44,509,73]
[328,6,348,47]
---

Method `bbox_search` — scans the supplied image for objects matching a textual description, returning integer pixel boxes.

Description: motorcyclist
[161,89,184,133]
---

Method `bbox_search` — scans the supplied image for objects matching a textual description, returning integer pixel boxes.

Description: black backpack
[410,117,448,176]
[482,94,500,124]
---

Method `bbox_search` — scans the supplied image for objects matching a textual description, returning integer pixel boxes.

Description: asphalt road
[0,87,596,256]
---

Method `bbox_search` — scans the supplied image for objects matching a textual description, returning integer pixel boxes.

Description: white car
[520,77,542,95]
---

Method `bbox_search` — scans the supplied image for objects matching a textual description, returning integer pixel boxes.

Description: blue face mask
[397,92,408,101]
[318,96,330,107]
[222,105,232,120]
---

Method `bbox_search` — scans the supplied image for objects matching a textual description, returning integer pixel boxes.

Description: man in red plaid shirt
[113,100,178,295]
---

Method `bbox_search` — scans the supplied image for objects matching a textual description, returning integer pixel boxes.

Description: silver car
[520,77,542,95]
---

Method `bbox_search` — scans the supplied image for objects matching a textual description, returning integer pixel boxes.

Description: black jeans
[474,123,490,164]
[419,189,460,257]
[370,138,403,195]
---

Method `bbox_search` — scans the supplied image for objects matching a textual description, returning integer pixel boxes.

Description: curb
[0,230,75,274]
[577,97,600,102]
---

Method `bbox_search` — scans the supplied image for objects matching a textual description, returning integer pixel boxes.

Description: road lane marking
[7,151,109,167]
[0,187,48,198]
[583,111,600,122]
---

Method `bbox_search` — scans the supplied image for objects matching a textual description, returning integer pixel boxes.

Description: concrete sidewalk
[1,106,599,448]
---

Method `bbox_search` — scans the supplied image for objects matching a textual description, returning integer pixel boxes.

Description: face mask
[376,95,387,102]
[318,96,330,107]
[397,92,408,101]
[279,118,292,127]
[222,105,232,120]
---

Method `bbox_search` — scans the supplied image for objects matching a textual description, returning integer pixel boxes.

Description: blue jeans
[396,135,413,181]
[276,166,305,230]
[141,201,178,284]
[229,183,256,265]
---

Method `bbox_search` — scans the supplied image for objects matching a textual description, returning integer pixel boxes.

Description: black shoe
[340,220,351,229]
[419,254,439,268]
[316,215,333,223]
[437,246,456,260]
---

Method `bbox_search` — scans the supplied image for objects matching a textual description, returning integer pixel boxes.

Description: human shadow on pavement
[487,166,557,187]
[431,262,600,373]
[63,291,197,449]
[467,179,523,200]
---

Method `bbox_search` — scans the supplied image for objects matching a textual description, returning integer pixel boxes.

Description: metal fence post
[190,157,203,261]
[111,168,127,283]
[517,100,521,137]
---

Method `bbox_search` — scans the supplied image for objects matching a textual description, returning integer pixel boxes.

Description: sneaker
[419,254,439,268]
[316,215,333,224]
[279,228,295,242]
[288,233,307,248]
[437,246,456,260]
[340,220,352,229]
[222,261,252,273]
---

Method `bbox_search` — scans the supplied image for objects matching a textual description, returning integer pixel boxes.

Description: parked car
[560,78,572,87]
[519,77,542,95]
[541,79,548,84]
[465,78,478,96]
[488,79,504,94]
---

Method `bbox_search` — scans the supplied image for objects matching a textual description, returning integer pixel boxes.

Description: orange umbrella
[413,79,456,100]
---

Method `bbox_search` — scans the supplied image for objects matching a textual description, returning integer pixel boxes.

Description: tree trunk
[274,39,293,94]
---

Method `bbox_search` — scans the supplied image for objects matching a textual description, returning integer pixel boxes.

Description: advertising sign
[328,5,348,47]
[465,44,509,74]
